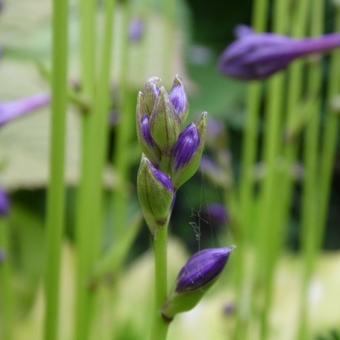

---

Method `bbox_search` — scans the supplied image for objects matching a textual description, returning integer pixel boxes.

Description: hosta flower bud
[171,112,207,188]
[169,75,188,123]
[0,93,51,127]
[162,247,234,319]
[149,86,181,153]
[142,77,161,115]
[0,189,10,217]
[136,92,161,164]
[219,26,340,80]
[137,155,175,232]
[129,18,144,43]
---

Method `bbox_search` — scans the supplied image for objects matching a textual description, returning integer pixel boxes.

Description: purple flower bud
[176,247,234,293]
[0,189,10,217]
[0,93,51,127]
[148,160,174,193]
[202,203,229,225]
[0,249,6,264]
[169,76,188,120]
[219,27,340,80]
[140,115,155,147]
[172,123,200,170]
[129,18,144,43]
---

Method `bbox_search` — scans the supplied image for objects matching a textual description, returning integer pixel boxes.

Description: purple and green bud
[162,247,235,318]
[219,26,340,80]
[0,188,10,217]
[149,86,181,153]
[137,155,175,233]
[171,112,207,188]
[0,93,51,127]
[169,75,188,122]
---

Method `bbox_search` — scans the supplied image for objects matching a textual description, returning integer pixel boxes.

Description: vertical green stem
[234,2,269,339]
[43,0,69,338]
[111,1,133,240]
[0,219,13,340]
[75,0,116,338]
[256,0,289,338]
[163,0,175,82]
[74,0,97,338]
[150,226,169,340]
[297,1,324,338]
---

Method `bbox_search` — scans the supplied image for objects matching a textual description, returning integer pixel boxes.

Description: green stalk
[234,1,269,338]
[0,219,13,340]
[111,1,133,240]
[150,226,169,340]
[74,0,116,338]
[297,1,324,338]
[256,0,289,337]
[43,0,69,337]
[74,0,97,338]
[318,8,340,247]
[163,0,175,82]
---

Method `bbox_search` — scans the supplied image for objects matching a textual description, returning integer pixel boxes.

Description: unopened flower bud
[129,18,144,43]
[149,86,181,153]
[136,93,161,164]
[137,155,175,233]
[0,189,10,217]
[219,26,340,80]
[142,77,161,115]
[0,93,51,127]
[171,112,207,188]
[162,247,234,319]
[169,75,188,123]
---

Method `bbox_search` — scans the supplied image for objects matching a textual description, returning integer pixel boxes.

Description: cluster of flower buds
[0,93,51,127]
[137,76,207,232]
[219,25,340,80]
[162,247,235,319]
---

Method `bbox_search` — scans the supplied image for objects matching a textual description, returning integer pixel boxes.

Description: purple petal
[0,93,51,127]
[0,189,10,217]
[148,160,174,193]
[140,115,155,147]
[176,247,234,293]
[169,77,188,118]
[172,123,200,170]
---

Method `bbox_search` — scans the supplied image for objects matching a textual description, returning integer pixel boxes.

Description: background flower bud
[0,188,10,217]
[149,87,181,153]
[137,155,175,232]
[129,17,144,43]
[169,75,188,123]
[162,247,234,318]
[171,112,207,188]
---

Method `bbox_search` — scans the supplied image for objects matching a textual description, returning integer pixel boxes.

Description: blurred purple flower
[172,123,200,170]
[219,25,340,80]
[0,249,6,263]
[129,18,144,43]
[0,188,10,217]
[176,247,234,293]
[202,203,228,225]
[0,93,51,127]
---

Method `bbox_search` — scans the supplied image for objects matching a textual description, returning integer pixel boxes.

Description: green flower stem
[234,2,269,338]
[150,226,169,340]
[43,0,69,338]
[255,0,289,338]
[318,8,340,249]
[297,1,324,338]
[111,1,134,240]
[74,0,97,338]
[74,0,115,338]
[163,0,175,82]
[0,219,13,340]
